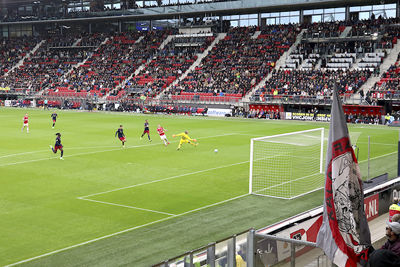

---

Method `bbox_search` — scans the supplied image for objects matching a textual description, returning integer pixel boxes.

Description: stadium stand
[106,30,174,101]
[123,32,213,99]
[370,54,400,100]
[252,69,371,100]
[0,18,400,106]
[166,25,298,103]
[0,37,39,77]
[0,35,91,93]
[303,21,346,38]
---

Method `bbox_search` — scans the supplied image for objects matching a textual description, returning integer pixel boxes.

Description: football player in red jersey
[157,124,170,146]
[21,113,29,133]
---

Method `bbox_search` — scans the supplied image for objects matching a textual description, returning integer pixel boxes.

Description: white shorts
[159,134,167,140]
[23,123,29,127]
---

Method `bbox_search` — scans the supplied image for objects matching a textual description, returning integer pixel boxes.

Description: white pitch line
[0,133,236,167]
[4,193,249,267]
[356,142,398,146]
[79,160,250,199]
[359,151,397,162]
[78,198,176,216]
[0,146,122,159]
[259,172,321,193]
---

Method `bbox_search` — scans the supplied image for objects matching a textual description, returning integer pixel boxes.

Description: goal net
[249,128,325,199]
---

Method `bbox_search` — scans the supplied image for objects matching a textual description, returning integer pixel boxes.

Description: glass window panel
[312,15,322,23]
[324,8,335,14]
[361,5,372,11]
[230,20,239,27]
[290,11,300,16]
[374,10,385,17]
[335,7,345,13]
[248,18,258,26]
[280,11,290,16]
[114,3,121,8]
[373,5,385,10]
[248,14,257,19]
[314,9,324,14]
[290,16,300,24]
[359,11,370,20]
[261,13,271,18]
[266,18,276,25]
[385,4,396,9]
[323,14,334,22]
[270,12,279,17]
[334,13,346,21]
[280,16,290,24]
[240,20,249,26]
[350,6,360,12]
[240,14,249,19]
[304,10,313,15]
[386,9,396,18]
[231,15,239,19]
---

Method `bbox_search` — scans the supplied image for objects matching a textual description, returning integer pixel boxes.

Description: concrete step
[340,26,352,38]
[72,38,82,46]
[6,40,45,77]
[358,42,400,95]
[251,31,261,39]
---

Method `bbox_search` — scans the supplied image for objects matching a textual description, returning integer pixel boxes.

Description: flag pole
[398,129,400,177]
[368,136,370,180]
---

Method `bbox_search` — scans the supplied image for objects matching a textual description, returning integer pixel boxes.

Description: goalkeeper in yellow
[172,131,198,150]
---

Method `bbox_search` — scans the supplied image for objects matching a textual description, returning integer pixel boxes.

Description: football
[214,149,218,153]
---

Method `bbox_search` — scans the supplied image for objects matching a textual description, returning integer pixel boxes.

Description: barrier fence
[152,229,332,267]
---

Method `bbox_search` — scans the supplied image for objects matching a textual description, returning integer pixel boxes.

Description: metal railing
[153,229,332,267]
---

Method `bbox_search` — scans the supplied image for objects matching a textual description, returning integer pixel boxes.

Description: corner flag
[316,88,371,266]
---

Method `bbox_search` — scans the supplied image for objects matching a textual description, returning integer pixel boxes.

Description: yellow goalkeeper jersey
[176,132,192,141]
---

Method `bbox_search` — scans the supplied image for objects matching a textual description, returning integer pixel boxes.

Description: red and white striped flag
[316,88,371,266]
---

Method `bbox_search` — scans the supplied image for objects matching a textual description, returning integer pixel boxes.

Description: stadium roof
[0,0,397,8]
[0,0,67,8]
[0,0,397,24]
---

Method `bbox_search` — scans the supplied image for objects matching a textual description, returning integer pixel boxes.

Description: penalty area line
[78,198,176,216]
[78,160,250,199]
[5,193,249,267]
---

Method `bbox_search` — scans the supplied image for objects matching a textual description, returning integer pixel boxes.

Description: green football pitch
[0,108,398,266]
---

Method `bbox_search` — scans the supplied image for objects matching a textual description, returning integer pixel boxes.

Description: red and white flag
[316,88,371,266]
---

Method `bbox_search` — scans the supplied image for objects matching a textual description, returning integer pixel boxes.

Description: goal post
[249,128,325,199]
